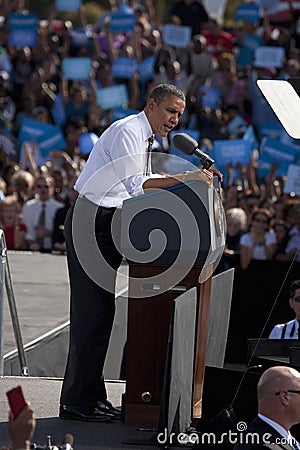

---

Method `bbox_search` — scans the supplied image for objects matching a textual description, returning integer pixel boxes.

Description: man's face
[147,95,185,137]
[35,179,52,202]
[290,287,300,319]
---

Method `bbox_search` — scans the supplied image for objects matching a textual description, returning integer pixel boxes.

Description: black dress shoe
[59,404,113,422]
[96,400,122,419]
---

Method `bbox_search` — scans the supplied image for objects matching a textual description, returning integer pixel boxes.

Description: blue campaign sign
[162,24,192,49]
[8,12,38,47]
[243,125,259,151]
[198,86,222,110]
[257,121,285,140]
[38,126,66,157]
[235,4,260,24]
[96,84,129,111]
[109,12,136,33]
[8,28,38,47]
[8,12,38,28]
[210,139,252,167]
[55,0,82,12]
[70,28,93,48]
[62,57,93,80]
[258,137,300,178]
[18,118,53,143]
[111,107,139,122]
[236,34,264,67]
[111,57,137,79]
[78,132,99,154]
[138,56,155,83]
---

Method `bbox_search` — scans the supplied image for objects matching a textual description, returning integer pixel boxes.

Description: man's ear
[147,98,156,111]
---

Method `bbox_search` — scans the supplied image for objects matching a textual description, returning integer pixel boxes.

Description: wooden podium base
[123,263,212,426]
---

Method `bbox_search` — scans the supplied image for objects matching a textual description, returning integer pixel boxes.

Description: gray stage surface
[0,252,232,450]
[0,252,160,450]
[0,376,159,450]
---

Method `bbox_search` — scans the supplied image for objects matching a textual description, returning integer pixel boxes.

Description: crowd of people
[0,0,297,263]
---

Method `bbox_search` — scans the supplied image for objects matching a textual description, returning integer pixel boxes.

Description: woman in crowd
[0,194,26,249]
[239,208,277,269]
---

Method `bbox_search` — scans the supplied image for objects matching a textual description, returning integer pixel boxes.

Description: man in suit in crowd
[233,365,300,449]
[269,280,300,339]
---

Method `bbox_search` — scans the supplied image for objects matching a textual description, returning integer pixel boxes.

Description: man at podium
[59,84,220,422]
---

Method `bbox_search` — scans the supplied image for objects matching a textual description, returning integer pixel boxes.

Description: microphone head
[172,133,198,156]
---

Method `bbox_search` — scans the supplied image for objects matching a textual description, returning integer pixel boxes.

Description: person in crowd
[169,0,209,37]
[272,219,292,262]
[233,365,300,449]
[9,170,35,206]
[0,194,26,250]
[240,208,277,269]
[284,203,300,263]
[238,191,261,227]
[186,33,218,87]
[218,207,248,272]
[269,279,300,339]
[0,176,6,200]
[202,17,234,61]
[22,174,63,252]
[59,83,221,423]
[52,178,78,253]
[7,404,36,450]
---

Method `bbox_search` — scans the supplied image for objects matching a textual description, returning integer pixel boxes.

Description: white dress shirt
[269,318,299,339]
[258,413,300,448]
[75,111,162,208]
[22,197,63,249]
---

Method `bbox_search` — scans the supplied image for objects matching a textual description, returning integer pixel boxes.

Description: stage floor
[0,376,160,450]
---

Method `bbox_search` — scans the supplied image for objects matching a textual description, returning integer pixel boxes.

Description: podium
[120,180,225,426]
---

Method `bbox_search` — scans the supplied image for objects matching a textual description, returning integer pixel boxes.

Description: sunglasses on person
[36,184,50,189]
[275,389,300,395]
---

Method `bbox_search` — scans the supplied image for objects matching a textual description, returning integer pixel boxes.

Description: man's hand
[8,405,36,450]
[183,168,214,187]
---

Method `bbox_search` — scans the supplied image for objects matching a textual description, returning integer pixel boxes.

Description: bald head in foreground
[233,366,300,449]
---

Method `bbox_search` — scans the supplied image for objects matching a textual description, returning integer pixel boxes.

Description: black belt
[80,196,117,212]
[98,205,117,212]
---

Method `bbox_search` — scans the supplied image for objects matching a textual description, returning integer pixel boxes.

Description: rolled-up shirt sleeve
[109,125,164,197]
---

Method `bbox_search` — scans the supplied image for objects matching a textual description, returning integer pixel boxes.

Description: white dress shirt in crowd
[22,197,63,250]
[269,318,299,339]
[75,111,163,208]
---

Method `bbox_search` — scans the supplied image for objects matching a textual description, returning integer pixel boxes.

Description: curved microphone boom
[172,132,215,170]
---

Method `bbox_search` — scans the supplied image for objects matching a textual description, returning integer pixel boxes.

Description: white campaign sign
[203,0,228,19]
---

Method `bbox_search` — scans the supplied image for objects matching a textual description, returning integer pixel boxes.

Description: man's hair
[290,280,300,298]
[149,84,185,104]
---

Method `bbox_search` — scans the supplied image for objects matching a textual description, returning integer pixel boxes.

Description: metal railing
[0,229,28,376]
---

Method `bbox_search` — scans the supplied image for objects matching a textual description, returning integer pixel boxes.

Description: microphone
[60,434,74,450]
[172,132,215,170]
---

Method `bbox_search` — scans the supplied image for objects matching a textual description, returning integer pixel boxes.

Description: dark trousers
[60,197,123,407]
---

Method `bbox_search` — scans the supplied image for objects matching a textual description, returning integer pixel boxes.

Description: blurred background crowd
[0,0,299,364]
